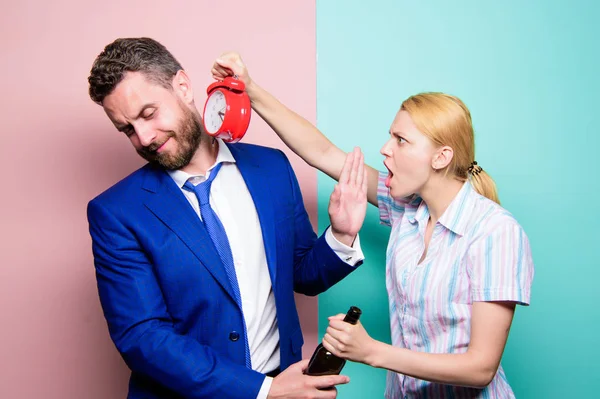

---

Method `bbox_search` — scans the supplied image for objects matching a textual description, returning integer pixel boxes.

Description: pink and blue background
[1,1,598,397]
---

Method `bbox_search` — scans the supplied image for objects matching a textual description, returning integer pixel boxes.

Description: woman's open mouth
[384,163,393,188]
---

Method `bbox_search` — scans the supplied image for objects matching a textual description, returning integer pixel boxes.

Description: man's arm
[88,199,264,399]
[275,150,365,296]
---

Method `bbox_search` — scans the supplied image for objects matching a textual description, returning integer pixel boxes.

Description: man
[87,37,368,399]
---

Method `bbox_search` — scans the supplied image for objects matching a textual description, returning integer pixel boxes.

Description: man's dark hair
[88,37,183,104]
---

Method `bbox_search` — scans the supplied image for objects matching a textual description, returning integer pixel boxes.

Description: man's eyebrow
[135,103,158,119]
[116,124,132,133]
[114,103,158,131]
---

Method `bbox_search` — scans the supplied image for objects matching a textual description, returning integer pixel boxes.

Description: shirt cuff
[325,226,365,266]
[256,376,273,399]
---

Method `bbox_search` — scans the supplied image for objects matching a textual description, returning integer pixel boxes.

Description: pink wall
[0,1,317,397]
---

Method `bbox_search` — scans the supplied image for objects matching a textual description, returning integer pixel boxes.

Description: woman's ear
[432,146,454,170]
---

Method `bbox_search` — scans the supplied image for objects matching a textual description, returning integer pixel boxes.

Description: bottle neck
[342,307,362,325]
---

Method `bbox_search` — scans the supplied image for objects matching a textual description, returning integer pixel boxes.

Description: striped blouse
[377,172,534,399]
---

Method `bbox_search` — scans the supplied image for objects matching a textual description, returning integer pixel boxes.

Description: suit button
[229,331,240,342]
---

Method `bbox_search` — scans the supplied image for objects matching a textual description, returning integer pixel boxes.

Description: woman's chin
[390,185,414,200]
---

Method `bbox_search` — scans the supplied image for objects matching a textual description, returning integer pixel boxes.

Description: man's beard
[137,108,203,170]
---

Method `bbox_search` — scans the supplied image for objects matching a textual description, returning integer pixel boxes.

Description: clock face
[204,90,226,134]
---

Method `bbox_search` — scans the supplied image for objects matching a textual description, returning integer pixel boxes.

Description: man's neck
[180,135,220,176]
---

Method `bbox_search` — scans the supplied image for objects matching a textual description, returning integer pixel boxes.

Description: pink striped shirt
[377,172,534,399]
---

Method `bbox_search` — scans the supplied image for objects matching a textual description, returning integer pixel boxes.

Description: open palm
[328,147,368,245]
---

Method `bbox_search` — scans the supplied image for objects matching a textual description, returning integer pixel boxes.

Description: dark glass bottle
[305,306,362,376]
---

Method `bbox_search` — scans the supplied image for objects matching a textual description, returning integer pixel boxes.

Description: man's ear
[172,70,194,104]
[432,145,454,170]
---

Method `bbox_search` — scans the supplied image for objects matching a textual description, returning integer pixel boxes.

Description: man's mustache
[143,133,175,153]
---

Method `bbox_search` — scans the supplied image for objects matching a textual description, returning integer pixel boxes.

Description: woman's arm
[324,301,516,388]
[211,53,380,206]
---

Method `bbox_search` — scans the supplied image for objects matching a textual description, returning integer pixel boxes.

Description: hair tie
[468,161,483,176]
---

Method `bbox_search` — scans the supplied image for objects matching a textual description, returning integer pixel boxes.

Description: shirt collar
[404,195,426,225]
[167,139,236,188]
[405,181,476,237]
[437,181,476,236]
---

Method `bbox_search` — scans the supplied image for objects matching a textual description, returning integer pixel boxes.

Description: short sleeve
[467,219,535,305]
[377,171,414,227]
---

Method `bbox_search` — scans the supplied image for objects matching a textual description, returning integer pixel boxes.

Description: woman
[211,53,534,398]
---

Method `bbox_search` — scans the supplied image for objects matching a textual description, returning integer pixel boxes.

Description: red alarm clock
[202,76,251,143]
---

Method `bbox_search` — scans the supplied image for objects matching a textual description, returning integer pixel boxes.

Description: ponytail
[468,161,499,204]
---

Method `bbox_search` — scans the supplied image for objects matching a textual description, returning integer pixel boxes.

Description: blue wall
[316,1,599,397]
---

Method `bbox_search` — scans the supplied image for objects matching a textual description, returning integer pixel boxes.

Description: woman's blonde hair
[401,92,499,204]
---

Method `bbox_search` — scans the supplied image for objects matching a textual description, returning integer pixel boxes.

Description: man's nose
[136,123,157,147]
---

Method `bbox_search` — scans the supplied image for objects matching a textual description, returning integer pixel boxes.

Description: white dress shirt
[168,140,363,398]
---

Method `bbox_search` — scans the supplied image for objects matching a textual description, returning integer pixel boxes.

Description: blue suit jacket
[87,143,359,398]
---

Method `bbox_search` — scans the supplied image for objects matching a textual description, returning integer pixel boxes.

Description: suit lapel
[141,165,237,301]
[228,144,278,286]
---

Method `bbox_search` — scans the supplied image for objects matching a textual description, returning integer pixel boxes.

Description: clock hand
[218,111,225,121]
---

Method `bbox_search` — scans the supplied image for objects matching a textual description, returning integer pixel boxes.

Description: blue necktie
[183,162,252,369]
